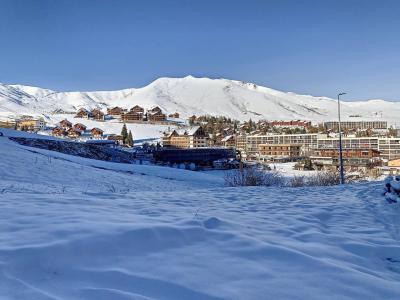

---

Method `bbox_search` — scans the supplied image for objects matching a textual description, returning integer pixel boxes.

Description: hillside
[1,76,399,124]
[0,132,399,299]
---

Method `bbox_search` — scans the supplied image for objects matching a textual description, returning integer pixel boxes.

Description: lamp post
[337,92,346,184]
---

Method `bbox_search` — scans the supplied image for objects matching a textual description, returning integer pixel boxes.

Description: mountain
[1,76,399,124]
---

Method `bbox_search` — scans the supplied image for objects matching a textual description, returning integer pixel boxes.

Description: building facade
[148,111,166,122]
[75,108,91,119]
[267,120,311,128]
[59,119,72,129]
[245,133,323,160]
[91,109,105,121]
[107,106,126,116]
[310,148,382,172]
[324,121,388,131]
[121,111,144,122]
[317,137,400,161]
[378,138,400,160]
[162,126,208,148]
[91,127,104,138]
[258,144,302,162]
[17,118,46,131]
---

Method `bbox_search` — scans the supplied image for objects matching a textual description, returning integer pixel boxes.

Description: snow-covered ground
[0,131,222,194]
[269,162,318,177]
[47,114,177,141]
[1,131,400,299]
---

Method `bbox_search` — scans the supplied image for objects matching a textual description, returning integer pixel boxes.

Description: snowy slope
[1,133,400,299]
[1,76,399,123]
[0,130,223,193]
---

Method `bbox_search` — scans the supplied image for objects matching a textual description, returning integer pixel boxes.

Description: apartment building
[317,137,379,151]
[235,135,247,159]
[317,137,400,161]
[17,118,46,131]
[245,133,323,160]
[310,148,382,172]
[258,144,302,162]
[162,126,208,148]
[324,121,388,131]
[267,120,311,129]
[378,138,400,160]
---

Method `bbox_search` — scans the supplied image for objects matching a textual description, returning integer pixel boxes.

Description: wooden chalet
[130,105,144,114]
[75,108,91,119]
[107,134,125,145]
[168,112,180,119]
[91,127,104,138]
[67,128,82,138]
[52,127,67,137]
[148,106,162,114]
[59,119,72,129]
[91,109,105,121]
[121,111,144,122]
[107,106,125,116]
[148,110,166,122]
[73,123,87,132]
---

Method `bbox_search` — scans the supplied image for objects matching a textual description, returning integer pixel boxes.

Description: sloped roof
[91,127,104,133]
[174,126,201,136]
[165,126,202,137]
[60,119,72,124]
[164,130,178,137]
[221,135,234,142]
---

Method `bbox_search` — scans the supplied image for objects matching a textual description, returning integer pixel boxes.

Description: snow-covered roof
[176,126,201,136]
[221,135,234,142]
[164,130,178,137]
[165,126,202,137]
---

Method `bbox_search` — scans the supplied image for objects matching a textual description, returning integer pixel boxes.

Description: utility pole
[337,92,346,184]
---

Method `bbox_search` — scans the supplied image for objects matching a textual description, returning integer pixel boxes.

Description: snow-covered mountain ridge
[1,76,399,123]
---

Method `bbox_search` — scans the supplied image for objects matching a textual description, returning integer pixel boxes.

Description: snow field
[0,132,400,299]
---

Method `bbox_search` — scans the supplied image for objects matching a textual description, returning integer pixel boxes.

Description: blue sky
[0,0,400,101]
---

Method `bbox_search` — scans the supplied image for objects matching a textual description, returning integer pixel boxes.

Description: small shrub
[304,171,340,186]
[263,171,285,187]
[226,169,342,188]
[224,167,284,187]
[287,172,340,187]
[289,175,306,187]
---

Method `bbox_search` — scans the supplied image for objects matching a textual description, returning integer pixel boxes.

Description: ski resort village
[2,1,400,299]
[2,87,400,178]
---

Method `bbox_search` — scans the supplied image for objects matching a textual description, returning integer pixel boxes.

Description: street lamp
[337,92,346,184]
